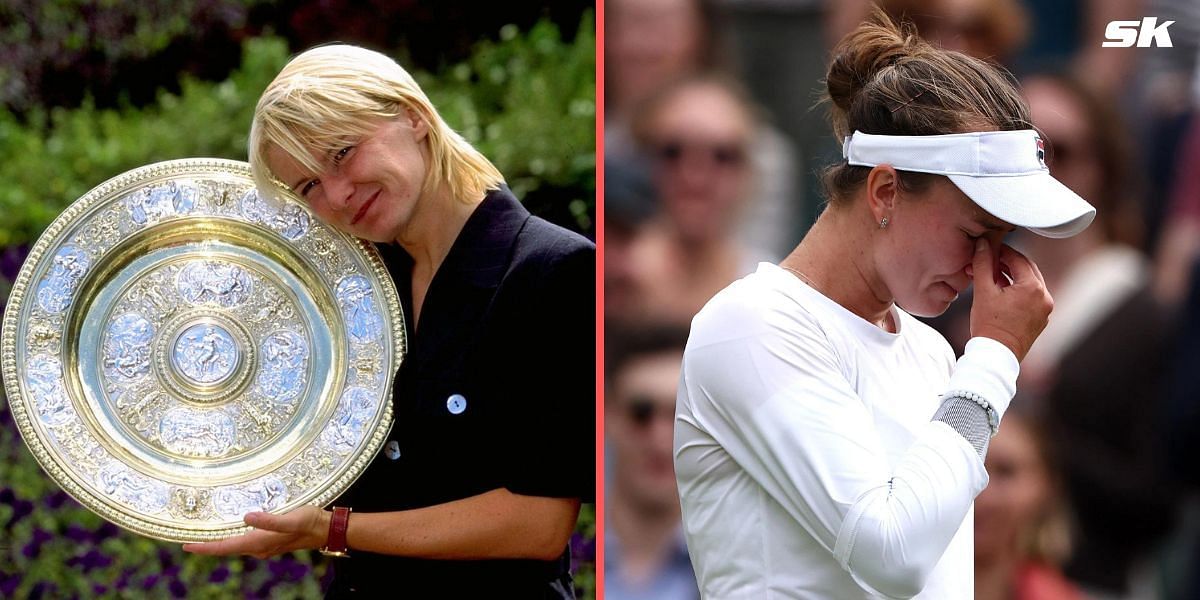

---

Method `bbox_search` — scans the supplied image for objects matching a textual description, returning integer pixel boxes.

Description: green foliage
[0,0,264,111]
[423,14,596,231]
[573,503,597,599]
[0,13,595,247]
[0,35,288,247]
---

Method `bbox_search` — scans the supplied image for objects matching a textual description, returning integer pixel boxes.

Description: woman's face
[645,83,752,244]
[268,112,430,243]
[975,416,1055,563]
[607,0,703,109]
[875,176,1013,317]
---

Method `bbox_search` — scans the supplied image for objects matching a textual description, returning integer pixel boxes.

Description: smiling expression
[267,112,430,244]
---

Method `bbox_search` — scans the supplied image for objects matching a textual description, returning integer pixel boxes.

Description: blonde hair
[249,44,504,203]
[822,7,1032,205]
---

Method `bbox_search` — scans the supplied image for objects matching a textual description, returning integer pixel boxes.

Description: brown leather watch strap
[320,506,351,557]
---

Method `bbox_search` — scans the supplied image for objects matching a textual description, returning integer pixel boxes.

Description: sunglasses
[653,139,747,168]
[625,395,675,428]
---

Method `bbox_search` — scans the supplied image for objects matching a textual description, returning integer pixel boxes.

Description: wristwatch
[320,506,352,558]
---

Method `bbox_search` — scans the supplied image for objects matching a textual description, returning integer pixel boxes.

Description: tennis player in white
[673,11,1096,600]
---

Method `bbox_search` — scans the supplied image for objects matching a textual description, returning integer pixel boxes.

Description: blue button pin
[384,440,401,460]
[447,394,467,415]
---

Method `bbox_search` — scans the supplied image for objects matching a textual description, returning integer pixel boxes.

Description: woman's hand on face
[968,238,1053,362]
[181,505,329,559]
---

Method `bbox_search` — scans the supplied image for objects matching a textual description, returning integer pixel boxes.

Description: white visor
[843,130,1096,238]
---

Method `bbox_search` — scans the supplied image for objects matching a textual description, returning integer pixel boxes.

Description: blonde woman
[184,44,595,598]
[673,11,1094,599]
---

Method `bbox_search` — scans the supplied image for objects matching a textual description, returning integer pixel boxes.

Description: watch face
[2,159,405,542]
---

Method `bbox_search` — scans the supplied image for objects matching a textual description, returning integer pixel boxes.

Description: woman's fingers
[969,242,1054,361]
[182,529,278,556]
[972,238,995,285]
[996,244,1044,287]
[244,511,287,531]
[181,509,318,556]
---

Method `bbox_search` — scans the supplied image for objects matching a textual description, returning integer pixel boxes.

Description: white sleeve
[679,306,1018,599]
[945,336,1019,420]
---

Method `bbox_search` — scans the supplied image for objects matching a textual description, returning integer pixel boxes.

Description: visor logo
[1035,136,1046,168]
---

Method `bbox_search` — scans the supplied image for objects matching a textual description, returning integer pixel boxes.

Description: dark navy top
[327,187,595,598]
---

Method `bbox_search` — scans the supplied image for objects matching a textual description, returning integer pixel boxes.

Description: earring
[879,216,889,229]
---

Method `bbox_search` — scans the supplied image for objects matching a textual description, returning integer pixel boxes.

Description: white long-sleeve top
[674,264,1019,599]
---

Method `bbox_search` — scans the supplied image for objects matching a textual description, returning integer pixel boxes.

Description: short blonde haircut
[249,44,504,203]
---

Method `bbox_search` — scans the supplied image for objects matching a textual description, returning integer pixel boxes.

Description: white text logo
[1103,17,1175,47]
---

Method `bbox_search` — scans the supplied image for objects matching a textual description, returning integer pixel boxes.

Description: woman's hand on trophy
[181,505,329,558]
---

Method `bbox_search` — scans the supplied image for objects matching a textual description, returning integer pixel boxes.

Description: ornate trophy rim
[1,158,404,542]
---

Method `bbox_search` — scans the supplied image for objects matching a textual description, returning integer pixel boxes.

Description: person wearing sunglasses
[183,44,595,598]
[674,10,1095,599]
[605,324,699,600]
[1014,72,1179,597]
[627,72,776,326]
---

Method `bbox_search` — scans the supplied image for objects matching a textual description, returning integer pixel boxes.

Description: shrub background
[0,2,595,598]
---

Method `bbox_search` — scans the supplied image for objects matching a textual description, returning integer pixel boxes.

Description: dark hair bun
[818,6,1031,205]
[826,9,928,137]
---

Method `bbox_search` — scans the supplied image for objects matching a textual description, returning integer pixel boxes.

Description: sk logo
[1103,17,1174,48]
[1035,136,1045,168]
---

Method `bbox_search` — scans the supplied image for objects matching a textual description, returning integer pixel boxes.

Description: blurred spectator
[1016,72,1180,598]
[604,324,698,600]
[605,157,659,321]
[1167,258,1200,467]
[1135,0,1197,256]
[1017,72,1146,395]
[625,73,778,325]
[1154,117,1200,308]
[828,0,1030,66]
[605,0,722,131]
[1162,257,1200,599]
[1011,0,1142,98]
[605,0,800,258]
[975,411,1081,600]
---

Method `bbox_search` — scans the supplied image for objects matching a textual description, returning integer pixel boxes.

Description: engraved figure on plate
[170,487,212,519]
[158,407,237,458]
[322,387,375,454]
[256,330,308,403]
[336,275,382,344]
[271,204,310,240]
[103,313,155,382]
[127,181,197,225]
[96,463,169,514]
[176,261,253,307]
[26,354,72,426]
[172,324,238,384]
[239,188,274,224]
[36,246,90,314]
[214,477,288,520]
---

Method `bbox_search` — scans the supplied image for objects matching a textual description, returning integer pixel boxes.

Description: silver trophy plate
[1,159,404,542]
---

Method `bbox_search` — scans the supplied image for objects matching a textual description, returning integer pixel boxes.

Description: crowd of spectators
[604,1,1200,599]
